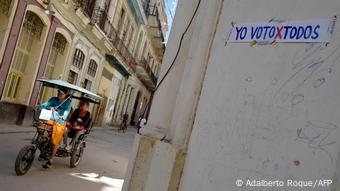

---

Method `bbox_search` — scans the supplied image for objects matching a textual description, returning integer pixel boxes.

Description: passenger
[37,88,71,169]
[64,100,90,150]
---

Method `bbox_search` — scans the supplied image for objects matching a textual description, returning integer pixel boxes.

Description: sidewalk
[0,123,137,135]
[0,124,35,134]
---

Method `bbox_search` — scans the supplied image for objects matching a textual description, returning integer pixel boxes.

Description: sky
[164,0,178,42]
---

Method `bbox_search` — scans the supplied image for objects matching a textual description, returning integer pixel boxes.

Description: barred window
[87,59,97,77]
[53,33,67,54]
[4,11,44,102]
[83,79,92,90]
[22,11,44,39]
[72,49,85,69]
[67,70,78,84]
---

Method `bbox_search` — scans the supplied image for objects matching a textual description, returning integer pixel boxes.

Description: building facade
[123,0,340,191]
[0,0,165,126]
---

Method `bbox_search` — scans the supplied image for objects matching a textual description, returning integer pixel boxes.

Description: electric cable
[141,0,201,117]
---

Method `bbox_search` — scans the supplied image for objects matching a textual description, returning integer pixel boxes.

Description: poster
[227,19,336,43]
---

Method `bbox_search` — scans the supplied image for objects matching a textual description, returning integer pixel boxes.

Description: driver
[37,88,71,169]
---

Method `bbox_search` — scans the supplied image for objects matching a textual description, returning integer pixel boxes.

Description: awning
[105,54,130,78]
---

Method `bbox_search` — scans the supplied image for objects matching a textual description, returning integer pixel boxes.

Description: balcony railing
[77,2,160,82]
[80,5,137,73]
[146,4,158,17]
[91,8,112,36]
[109,26,137,72]
[143,3,165,42]
[78,0,96,19]
[139,58,157,84]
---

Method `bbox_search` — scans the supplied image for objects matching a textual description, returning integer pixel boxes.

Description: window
[117,8,125,35]
[122,18,130,42]
[147,52,152,64]
[45,33,67,78]
[87,59,97,77]
[151,60,156,73]
[4,11,44,101]
[38,33,67,104]
[134,32,143,57]
[127,27,134,49]
[102,68,113,81]
[82,0,96,18]
[72,49,85,69]
[141,41,147,59]
[83,79,92,90]
[67,70,78,84]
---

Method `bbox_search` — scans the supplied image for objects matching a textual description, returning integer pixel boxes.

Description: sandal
[42,160,53,169]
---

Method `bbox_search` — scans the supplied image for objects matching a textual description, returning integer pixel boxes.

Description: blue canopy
[37,79,102,103]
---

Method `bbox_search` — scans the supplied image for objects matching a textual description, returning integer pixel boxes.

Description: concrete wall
[146,0,197,132]
[178,0,340,190]
[124,0,340,190]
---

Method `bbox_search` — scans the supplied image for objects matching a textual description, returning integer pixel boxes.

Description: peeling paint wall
[178,0,340,190]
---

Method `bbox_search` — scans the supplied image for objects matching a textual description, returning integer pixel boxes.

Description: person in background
[120,113,129,132]
[137,116,146,134]
[37,88,71,169]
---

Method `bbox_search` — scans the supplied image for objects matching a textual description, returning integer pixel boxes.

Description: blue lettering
[289,26,298,39]
[240,27,247,40]
[311,25,320,39]
[256,27,263,39]
[269,26,275,38]
[296,26,304,40]
[283,26,292,39]
[304,25,312,39]
[262,26,271,40]
[251,27,258,39]
[235,27,243,40]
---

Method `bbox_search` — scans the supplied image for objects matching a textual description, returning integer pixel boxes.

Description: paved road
[0,126,136,191]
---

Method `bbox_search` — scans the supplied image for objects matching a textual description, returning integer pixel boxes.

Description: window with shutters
[4,11,44,102]
[72,49,85,69]
[87,59,97,77]
[83,79,92,90]
[45,33,67,79]
[67,70,78,84]
[37,33,67,104]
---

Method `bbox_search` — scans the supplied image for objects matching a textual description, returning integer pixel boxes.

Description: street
[0,126,136,191]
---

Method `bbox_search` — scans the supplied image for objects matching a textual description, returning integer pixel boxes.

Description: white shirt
[140,118,147,128]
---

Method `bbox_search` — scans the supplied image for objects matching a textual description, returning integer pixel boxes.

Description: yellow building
[0,0,166,126]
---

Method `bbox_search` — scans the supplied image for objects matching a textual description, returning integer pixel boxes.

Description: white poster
[227,19,336,43]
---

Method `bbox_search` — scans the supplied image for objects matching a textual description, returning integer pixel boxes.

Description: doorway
[130,91,141,125]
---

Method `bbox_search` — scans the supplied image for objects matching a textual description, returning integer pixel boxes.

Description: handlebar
[35,126,52,132]
[32,109,53,132]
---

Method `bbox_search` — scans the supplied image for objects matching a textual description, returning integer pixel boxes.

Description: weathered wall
[146,0,197,131]
[179,0,340,190]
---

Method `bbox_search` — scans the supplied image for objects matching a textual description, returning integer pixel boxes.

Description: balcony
[91,8,113,36]
[136,58,157,90]
[145,3,158,17]
[144,3,165,53]
[75,1,157,90]
[109,26,137,72]
[78,0,96,19]
[79,4,137,74]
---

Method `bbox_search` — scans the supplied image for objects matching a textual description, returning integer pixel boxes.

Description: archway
[37,32,69,104]
[0,0,15,60]
[2,10,47,105]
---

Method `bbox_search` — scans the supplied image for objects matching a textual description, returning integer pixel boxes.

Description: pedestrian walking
[137,116,146,134]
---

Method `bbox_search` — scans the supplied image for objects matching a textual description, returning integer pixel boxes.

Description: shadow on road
[0,127,136,191]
